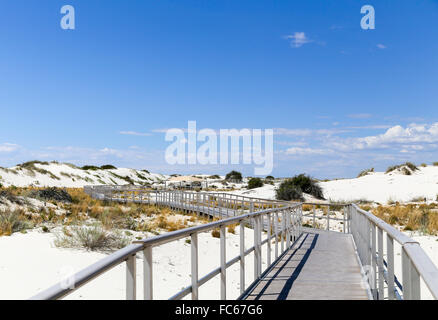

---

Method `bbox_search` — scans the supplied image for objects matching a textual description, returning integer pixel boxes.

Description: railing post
[220,225,226,299]
[267,213,271,266]
[281,210,285,253]
[126,254,137,300]
[240,221,245,294]
[143,246,153,300]
[343,207,346,233]
[286,209,291,248]
[377,228,384,299]
[275,211,279,260]
[410,259,421,300]
[191,233,198,300]
[327,205,330,231]
[387,235,395,300]
[371,222,377,299]
[258,215,262,276]
[253,216,258,280]
[402,247,411,300]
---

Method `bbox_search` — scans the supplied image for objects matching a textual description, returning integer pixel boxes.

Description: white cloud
[348,113,372,119]
[0,143,19,153]
[377,44,386,49]
[284,32,312,48]
[119,131,152,136]
[274,128,350,136]
[326,123,438,151]
[285,147,333,156]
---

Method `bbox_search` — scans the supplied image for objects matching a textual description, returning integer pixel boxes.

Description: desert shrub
[265,175,274,180]
[357,168,374,178]
[420,163,427,167]
[247,177,264,189]
[225,171,242,182]
[284,174,324,199]
[0,190,24,204]
[28,187,73,202]
[54,225,131,251]
[276,181,304,201]
[227,223,238,234]
[17,160,49,168]
[211,228,220,238]
[81,165,100,171]
[0,210,34,236]
[386,162,418,174]
[209,175,221,179]
[100,164,117,170]
[433,162,438,166]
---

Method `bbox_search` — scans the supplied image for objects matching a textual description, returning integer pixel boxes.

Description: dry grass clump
[372,204,438,235]
[227,223,238,234]
[385,162,418,175]
[0,187,221,240]
[211,228,220,238]
[54,225,131,251]
[302,204,313,211]
[0,210,34,236]
[357,168,374,178]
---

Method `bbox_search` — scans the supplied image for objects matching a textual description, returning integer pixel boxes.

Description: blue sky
[0,0,437,178]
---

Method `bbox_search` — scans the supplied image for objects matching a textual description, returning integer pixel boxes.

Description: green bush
[265,175,275,180]
[100,164,117,170]
[225,170,242,182]
[276,174,324,200]
[81,165,100,171]
[248,177,264,189]
[276,181,304,201]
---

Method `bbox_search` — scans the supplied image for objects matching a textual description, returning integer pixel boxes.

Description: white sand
[0,162,167,188]
[320,165,438,204]
[0,226,279,300]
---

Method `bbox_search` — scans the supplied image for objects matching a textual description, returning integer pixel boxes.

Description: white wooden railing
[31,187,302,300]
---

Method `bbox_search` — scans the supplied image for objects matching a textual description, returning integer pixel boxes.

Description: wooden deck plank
[242,230,370,300]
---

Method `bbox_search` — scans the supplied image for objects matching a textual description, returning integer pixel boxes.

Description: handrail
[350,204,438,300]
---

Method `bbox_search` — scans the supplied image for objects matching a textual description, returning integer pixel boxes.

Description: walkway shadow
[252,233,319,300]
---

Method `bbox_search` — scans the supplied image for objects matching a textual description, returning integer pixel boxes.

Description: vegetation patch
[248,177,264,189]
[28,187,73,203]
[100,164,117,170]
[54,225,131,251]
[372,204,438,235]
[276,174,324,201]
[0,210,34,236]
[357,168,374,178]
[385,162,418,175]
[225,170,242,182]
[276,181,304,201]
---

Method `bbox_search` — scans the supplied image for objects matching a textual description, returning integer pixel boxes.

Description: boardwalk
[241,229,370,300]
[32,187,437,300]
